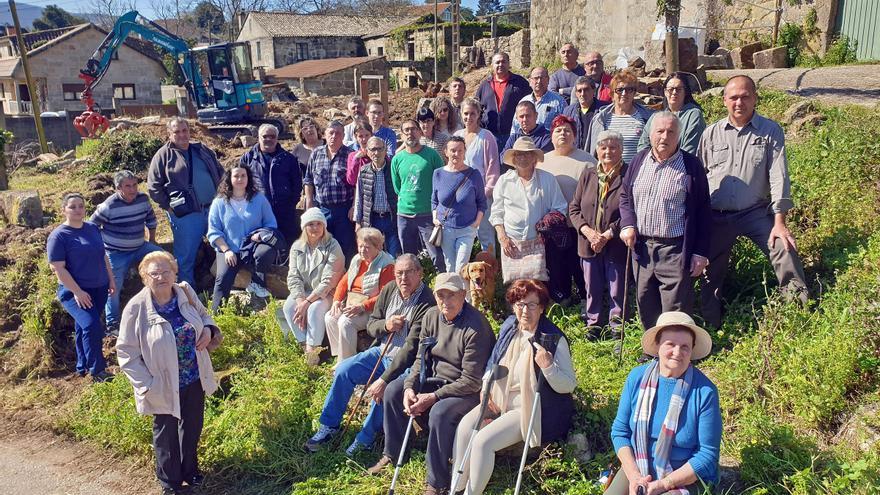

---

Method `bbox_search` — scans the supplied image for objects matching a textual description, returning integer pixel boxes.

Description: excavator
[73,10,285,138]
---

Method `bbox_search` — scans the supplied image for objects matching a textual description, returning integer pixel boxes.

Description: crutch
[388,336,438,495]
[449,364,509,493]
[513,332,561,495]
[617,245,633,366]
[334,334,396,448]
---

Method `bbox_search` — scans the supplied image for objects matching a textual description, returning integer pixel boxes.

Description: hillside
[0,89,879,494]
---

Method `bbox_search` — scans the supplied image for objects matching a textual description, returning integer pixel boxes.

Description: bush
[84,129,162,174]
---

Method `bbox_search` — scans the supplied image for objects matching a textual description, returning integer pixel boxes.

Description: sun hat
[641,311,713,361]
[300,207,327,229]
[502,136,545,167]
[433,272,466,293]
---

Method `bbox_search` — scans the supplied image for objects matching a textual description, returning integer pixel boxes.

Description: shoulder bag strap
[442,169,474,220]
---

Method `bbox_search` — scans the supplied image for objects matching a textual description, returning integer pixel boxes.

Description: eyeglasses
[514,301,541,311]
[367,147,385,152]
[615,87,636,95]
[147,270,173,280]
[665,87,685,93]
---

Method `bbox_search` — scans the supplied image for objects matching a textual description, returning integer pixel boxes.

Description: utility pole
[433,0,438,82]
[9,0,48,153]
[664,0,681,74]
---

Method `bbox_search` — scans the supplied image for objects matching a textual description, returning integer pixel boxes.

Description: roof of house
[406,2,452,17]
[267,55,385,79]
[245,12,417,38]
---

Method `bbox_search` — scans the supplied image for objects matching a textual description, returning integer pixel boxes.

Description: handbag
[500,237,548,283]
[430,168,475,248]
[346,291,370,307]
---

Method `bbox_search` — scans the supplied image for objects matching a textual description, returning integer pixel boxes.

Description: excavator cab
[192,42,268,125]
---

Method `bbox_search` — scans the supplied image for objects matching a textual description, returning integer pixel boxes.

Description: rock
[60,149,76,160]
[71,158,91,167]
[731,42,766,69]
[135,115,162,125]
[239,135,257,148]
[211,262,290,299]
[322,107,347,121]
[643,38,698,72]
[712,47,731,57]
[697,54,733,70]
[790,113,826,135]
[36,153,59,165]
[782,101,816,125]
[567,432,594,464]
[704,86,724,97]
[628,56,646,69]
[637,77,664,97]
[0,190,44,228]
[753,46,788,69]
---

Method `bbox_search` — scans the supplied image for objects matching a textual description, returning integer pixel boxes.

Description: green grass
[3,91,880,493]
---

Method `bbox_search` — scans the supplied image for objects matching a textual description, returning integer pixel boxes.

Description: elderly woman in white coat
[281,207,345,362]
[117,250,222,495]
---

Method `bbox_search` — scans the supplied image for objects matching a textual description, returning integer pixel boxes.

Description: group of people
[44,41,809,494]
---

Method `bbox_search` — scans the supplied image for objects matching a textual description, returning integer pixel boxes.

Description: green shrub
[823,36,858,66]
[84,129,162,174]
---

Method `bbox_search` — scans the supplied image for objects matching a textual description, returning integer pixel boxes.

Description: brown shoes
[366,455,393,475]
[423,485,448,495]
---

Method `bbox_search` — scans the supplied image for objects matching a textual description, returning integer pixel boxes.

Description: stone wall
[706,0,837,53]
[281,57,389,97]
[473,29,530,69]
[1,112,93,151]
[272,36,365,70]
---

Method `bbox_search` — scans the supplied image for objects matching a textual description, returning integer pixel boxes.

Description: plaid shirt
[303,144,353,206]
[631,150,687,238]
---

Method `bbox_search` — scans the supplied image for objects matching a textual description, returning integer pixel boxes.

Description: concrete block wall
[474,29,530,69]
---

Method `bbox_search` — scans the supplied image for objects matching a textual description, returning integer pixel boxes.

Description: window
[377,46,384,56]
[296,43,308,60]
[112,84,136,100]
[230,44,254,83]
[62,83,84,101]
[0,83,5,98]
[255,41,261,61]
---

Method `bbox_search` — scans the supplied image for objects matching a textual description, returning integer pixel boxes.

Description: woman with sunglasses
[430,95,462,135]
[637,72,706,155]
[585,69,653,165]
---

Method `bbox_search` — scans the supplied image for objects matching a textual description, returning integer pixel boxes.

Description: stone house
[266,55,390,96]
[0,24,166,116]
[529,0,869,65]
[236,12,415,71]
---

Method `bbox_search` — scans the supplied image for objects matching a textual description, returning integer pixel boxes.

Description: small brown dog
[459,251,500,311]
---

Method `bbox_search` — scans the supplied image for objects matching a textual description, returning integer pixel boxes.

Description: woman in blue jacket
[207,165,278,311]
[606,311,721,495]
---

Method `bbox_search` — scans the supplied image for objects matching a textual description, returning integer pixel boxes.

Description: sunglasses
[615,87,636,95]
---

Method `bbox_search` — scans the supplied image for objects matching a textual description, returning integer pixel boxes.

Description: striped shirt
[90,192,158,252]
[609,113,647,165]
[631,150,687,238]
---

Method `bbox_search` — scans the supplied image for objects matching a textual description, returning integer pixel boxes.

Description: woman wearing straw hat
[606,311,721,495]
[489,136,568,283]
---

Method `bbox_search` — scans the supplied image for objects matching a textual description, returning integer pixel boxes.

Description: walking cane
[388,336,438,495]
[449,364,509,493]
[617,245,633,367]
[335,334,396,448]
[513,333,561,495]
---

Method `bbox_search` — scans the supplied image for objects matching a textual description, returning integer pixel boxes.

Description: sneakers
[345,438,371,457]
[367,455,393,475]
[187,472,204,488]
[92,371,114,383]
[304,424,339,452]
[246,281,271,298]
[105,323,119,338]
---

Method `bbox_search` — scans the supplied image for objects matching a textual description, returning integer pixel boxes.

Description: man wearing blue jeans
[304,254,435,456]
[148,117,224,287]
[91,170,162,333]
[303,121,356,262]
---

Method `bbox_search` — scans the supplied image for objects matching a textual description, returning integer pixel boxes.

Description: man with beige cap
[368,272,496,495]
[490,136,568,283]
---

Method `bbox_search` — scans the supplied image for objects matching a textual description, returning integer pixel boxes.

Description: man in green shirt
[391,119,445,272]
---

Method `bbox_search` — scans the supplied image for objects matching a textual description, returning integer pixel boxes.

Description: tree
[32,5,86,31]
[475,0,501,16]
[192,1,225,34]
[460,7,476,21]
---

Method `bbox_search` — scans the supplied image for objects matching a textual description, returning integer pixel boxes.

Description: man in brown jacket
[367,273,496,495]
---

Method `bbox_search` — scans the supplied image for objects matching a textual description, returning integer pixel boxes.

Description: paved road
[707,65,880,107]
[0,428,150,495]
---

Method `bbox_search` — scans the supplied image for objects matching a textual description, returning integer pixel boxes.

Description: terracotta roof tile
[267,55,385,79]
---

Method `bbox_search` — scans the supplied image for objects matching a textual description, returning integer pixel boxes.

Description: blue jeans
[105,243,163,327]
[397,213,445,273]
[318,346,391,446]
[477,198,496,253]
[440,224,477,274]
[370,212,401,258]
[319,202,355,263]
[167,211,209,287]
[58,284,108,375]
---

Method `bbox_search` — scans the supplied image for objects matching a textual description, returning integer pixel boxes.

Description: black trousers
[382,374,479,490]
[211,244,277,311]
[152,381,205,490]
[545,230,586,303]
